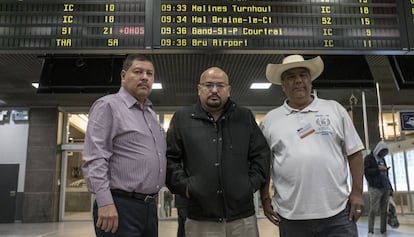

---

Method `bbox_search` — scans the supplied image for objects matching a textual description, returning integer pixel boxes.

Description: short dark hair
[122,54,153,71]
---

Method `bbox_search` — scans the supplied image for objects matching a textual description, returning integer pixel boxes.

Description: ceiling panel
[0,53,412,109]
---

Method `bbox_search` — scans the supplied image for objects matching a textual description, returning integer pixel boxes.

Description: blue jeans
[93,195,158,237]
[279,203,358,237]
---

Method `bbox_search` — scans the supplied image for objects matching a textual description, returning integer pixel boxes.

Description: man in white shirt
[260,55,365,237]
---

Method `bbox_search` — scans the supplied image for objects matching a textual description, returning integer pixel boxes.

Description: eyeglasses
[199,82,229,90]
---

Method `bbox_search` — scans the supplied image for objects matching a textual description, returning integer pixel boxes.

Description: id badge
[297,123,315,139]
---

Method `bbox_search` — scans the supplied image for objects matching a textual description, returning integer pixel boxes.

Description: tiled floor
[0,215,413,237]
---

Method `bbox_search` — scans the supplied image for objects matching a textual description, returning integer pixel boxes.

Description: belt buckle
[144,195,155,203]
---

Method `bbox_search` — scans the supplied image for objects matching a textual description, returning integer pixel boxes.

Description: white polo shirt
[260,96,364,220]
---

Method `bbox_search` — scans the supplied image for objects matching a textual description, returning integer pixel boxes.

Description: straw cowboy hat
[266,55,324,85]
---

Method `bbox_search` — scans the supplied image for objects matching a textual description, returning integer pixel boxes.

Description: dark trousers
[279,203,358,237]
[93,195,158,237]
[177,207,187,237]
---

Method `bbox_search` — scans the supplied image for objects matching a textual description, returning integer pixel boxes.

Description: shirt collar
[283,94,319,115]
[118,87,153,110]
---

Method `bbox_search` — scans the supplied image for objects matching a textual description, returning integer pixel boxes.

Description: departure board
[404,0,414,52]
[0,0,149,50]
[1,0,413,53]
[155,0,409,51]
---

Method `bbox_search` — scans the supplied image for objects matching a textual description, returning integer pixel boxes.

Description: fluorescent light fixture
[31,82,39,88]
[152,83,162,89]
[250,83,271,89]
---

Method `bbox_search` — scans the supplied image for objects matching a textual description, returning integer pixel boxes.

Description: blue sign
[400,112,414,131]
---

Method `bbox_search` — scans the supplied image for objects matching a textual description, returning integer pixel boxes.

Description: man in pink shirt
[83,54,166,237]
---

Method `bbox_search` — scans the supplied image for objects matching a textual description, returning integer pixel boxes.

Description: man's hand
[96,204,119,233]
[261,198,280,226]
[348,191,364,222]
[378,165,388,171]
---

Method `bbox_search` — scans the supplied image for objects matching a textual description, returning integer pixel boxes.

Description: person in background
[164,189,173,217]
[364,140,392,236]
[82,54,166,237]
[260,55,365,237]
[166,67,270,237]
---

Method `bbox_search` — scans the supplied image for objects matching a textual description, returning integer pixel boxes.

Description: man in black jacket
[364,140,392,236]
[166,67,270,237]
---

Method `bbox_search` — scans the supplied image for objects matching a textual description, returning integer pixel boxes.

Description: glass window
[67,113,87,143]
[407,149,414,191]
[385,154,394,190]
[392,152,408,191]
[64,151,92,220]
[380,112,414,141]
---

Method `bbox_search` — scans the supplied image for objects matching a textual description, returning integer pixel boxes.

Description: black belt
[111,189,157,203]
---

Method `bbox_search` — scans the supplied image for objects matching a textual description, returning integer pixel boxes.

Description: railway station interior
[2,53,414,237]
[1,0,414,237]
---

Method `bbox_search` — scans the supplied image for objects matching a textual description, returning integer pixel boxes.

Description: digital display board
[155,0,409,52]
[0,0,149,50]
[0,0,413,53]
[403,0,414,52]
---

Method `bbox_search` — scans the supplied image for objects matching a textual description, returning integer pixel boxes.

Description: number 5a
[107,38,119,47]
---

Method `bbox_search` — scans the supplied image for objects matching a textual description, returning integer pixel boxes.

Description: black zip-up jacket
[166,99,270,222]
[364,141,391,190]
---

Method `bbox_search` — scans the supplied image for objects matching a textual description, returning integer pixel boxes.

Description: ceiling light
[250,83,271,89]
[152,83,162,89]
[31,82,39,88]
[0,99,6,105]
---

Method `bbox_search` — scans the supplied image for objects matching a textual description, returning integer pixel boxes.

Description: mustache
[208,93,220,99]
[137,82,150,87]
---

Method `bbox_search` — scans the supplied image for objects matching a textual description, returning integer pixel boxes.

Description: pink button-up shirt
[82,87,166,207]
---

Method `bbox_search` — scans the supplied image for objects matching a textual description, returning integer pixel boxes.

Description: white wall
[0,110,29,192]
